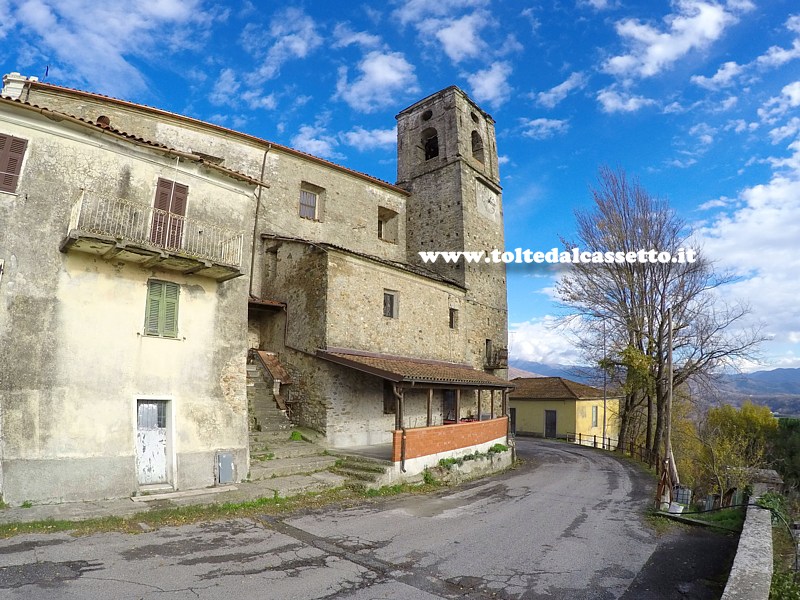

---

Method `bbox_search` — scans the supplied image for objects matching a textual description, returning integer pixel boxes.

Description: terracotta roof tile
[509,377,604,400]
[318,350,512,388]
[254,351,293,384]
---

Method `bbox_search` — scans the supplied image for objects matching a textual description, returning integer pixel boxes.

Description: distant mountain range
[509,360,800,416]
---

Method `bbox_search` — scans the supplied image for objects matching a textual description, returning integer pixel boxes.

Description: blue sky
[1,0,799,371]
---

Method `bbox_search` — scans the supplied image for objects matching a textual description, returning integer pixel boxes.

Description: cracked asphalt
[0,439,735,599]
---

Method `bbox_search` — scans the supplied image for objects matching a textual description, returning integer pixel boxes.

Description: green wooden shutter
[145,280,164,336]
[144,280,179,337]
[162,282,179,338]
[0,134,28,193]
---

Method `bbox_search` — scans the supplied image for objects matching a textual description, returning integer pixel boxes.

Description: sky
[1,0,799,372]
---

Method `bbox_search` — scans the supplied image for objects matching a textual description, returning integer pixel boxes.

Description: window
[485,339,494,362]
[592,405,599,428]
[0,133,28,193]
[145,280,180,338]
[471,130,484,164]
[383,290,398,318]
[151,178,188,249]
[421,127,439,160]
[377,206,398,243]
[300,189,317,219]
[383,381,396,415]
[449,308,459,329]
[299,182,325,220]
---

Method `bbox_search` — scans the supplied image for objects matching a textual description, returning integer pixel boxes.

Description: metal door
[510,407,517,435]
[545,410,557,438]
[136,400,168,485]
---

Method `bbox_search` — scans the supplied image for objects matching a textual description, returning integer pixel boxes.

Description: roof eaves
[28,80,409,195]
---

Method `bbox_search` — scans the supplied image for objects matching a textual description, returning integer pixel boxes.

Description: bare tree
[558,166,764,478]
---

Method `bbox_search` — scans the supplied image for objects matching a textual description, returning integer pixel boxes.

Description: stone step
[333,454,393,468]
[331,467,383,482]
[333,459,388,474]
[248,455,339,480]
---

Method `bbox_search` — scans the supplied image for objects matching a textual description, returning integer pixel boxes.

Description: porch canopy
[317,348,514,429]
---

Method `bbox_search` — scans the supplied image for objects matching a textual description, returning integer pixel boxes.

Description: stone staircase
[330,454,396,491]
[246,360,338,483]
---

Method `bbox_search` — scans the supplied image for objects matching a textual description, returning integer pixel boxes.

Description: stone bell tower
[396,86,508,372]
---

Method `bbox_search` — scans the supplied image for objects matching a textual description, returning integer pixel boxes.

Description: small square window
[383,291,398,318]
[449,308,458,329]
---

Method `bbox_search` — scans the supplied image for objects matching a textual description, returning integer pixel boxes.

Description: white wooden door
[137,400,168,485]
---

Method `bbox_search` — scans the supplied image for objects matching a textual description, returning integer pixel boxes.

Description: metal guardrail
[68,189,244,267]
[566,432,653,464]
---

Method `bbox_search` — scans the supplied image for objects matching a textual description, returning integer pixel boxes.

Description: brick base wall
[392,417,508,462]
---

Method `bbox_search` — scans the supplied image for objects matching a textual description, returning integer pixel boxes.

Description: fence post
[593,435,597,448]
[578,433,582,446]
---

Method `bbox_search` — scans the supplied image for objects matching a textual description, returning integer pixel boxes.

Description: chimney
[1,72,37,101]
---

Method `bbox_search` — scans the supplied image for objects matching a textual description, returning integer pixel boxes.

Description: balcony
[60,189,245,281]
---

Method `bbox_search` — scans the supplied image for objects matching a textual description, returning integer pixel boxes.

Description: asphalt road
[0,439,732,599]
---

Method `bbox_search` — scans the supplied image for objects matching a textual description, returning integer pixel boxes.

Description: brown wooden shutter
[150,178,188,248]
[0,134,28,193]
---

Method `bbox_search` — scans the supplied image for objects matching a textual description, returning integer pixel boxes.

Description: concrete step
[333,454,393,468]
[331,467,383,482]
[333,459,387,474]
[248,455,339,480]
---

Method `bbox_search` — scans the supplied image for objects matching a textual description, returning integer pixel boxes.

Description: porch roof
[317,349,513,389]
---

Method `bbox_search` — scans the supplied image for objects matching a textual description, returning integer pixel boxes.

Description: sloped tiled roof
[317,349,513,388]
[0,96,260,186]
[509,377,604,400]
[24,79,408,194]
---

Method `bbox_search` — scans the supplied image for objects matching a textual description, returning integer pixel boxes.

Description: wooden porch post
[394,385,404,430]
[455,389,461,423]
[478,389,483,421]
[427,388,433,427]
[491,389,495,419]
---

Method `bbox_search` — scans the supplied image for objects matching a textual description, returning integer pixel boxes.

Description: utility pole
[602,319,607,449]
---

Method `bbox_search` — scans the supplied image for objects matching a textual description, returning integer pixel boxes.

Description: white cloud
[690,60,742,89]
[209,68,239,106]
[769,117,800,144]
[332,23,382,49]
[521,118,569,140]
[249,8,322,83]
[695,139,800,357]
[697,196,733,210]
[603,1,746,79]
[431,12,489,63]
[392,0,488,26]
[596,87,655,113]
[758,81,800,124]
[340,126,397,151]
[466,61,512,108]
[510,316,584,366]
[755,15,800,69]
[535,72,586,108]
[8,0,217,96]
[335,50,419,113]
[290,124,342,160]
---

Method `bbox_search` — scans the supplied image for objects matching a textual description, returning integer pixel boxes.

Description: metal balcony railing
[68,189,244,268]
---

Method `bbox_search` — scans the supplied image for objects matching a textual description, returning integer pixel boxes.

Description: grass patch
[645,509,683,536]
[690,507,745,532]
[289,430,304,441]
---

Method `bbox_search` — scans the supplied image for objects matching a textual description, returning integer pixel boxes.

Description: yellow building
[509,377,619,446]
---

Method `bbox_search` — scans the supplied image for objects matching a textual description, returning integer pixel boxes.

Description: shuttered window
[145,280,180,338]
[299,189,317,219]
[0,134,28,193]
[150,178,188,249]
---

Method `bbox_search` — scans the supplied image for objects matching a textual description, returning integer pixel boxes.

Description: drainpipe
[248,146,271,298]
